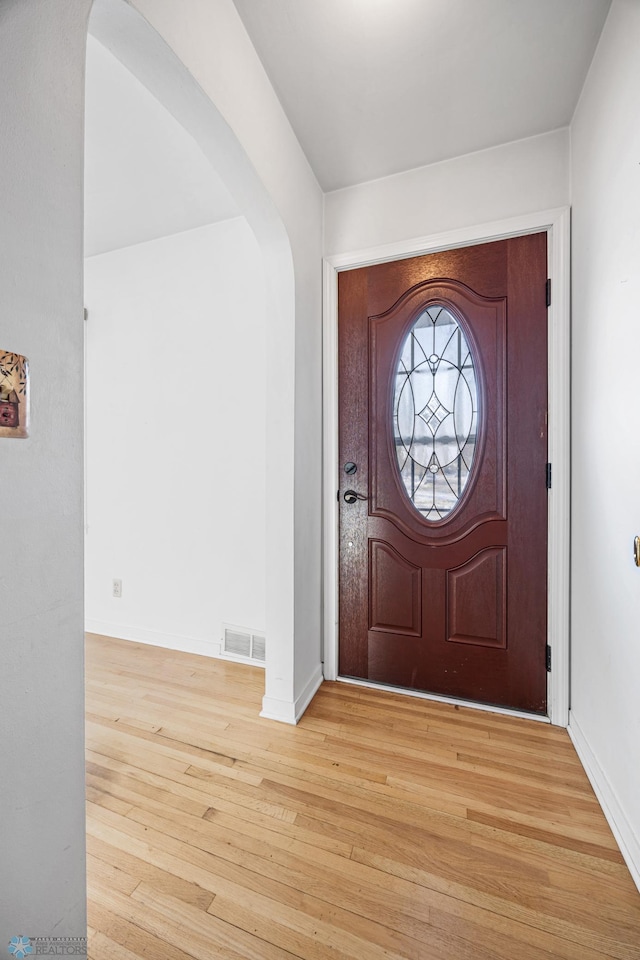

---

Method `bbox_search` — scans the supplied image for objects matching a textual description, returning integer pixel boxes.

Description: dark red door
[338,234,548,713]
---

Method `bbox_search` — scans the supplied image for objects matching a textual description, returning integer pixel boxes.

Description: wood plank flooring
[85,633,640,960]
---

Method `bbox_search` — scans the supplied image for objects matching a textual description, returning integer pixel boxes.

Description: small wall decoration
[0,349,29,438]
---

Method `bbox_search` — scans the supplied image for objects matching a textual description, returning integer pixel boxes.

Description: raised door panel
[446,547,507,648]
[369,540,421,637]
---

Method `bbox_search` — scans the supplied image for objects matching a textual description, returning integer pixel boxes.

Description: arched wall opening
[84,35,270,672]
[88,0,299,716]
[0,0,322,943]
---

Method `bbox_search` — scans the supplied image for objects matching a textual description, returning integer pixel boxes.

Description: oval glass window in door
[393,304,479,521]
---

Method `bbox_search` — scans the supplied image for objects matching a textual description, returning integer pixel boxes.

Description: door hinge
[546,644,552,672]
[546,278,551,307]
[546,462,552,489]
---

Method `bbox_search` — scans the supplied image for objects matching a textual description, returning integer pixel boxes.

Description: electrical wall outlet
[112,578,122,598]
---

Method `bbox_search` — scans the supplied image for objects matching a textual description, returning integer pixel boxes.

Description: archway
[0,0,322,945]
[89,0,299,717]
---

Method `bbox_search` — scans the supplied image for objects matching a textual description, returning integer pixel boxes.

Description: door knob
[343,489,368,504]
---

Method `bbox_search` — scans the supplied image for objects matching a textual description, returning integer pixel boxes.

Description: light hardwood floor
[85,633,640,959]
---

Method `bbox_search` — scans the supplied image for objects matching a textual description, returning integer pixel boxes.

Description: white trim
[337,676,550,723]
[322,257,339,677]
[546,207,571,726]
[323,206,571,726]
[260,665,324,725]
[84,620,219,659]
[569,712,640,892]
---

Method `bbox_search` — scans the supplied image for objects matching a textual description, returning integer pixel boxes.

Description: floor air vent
[222,625,266,667]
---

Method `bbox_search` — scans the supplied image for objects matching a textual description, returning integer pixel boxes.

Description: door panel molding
[323,206,571,726]
[369,540,422,637]
[369,281,507,542]
[446,546,507,649]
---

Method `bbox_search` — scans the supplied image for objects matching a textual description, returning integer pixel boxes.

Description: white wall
[84,219,266,654]
[0,0,90,944]
[85,35,239,257]
[324,128,570,254]
[569,0,640,888]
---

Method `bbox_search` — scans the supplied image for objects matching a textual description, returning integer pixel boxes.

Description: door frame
[323,206,570,726]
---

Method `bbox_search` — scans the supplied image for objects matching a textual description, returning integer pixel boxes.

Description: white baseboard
[260,663,324,725]
[84,619,220,659]
[569,711,640,893]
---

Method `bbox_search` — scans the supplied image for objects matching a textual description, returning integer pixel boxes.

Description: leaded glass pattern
[393,305,478,521]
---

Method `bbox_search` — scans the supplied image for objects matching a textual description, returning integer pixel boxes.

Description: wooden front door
[338,234,548,713]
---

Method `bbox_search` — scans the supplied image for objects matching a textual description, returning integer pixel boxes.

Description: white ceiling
[85,2,612,251]
[84,36,239,258]
[232,0,612,191]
